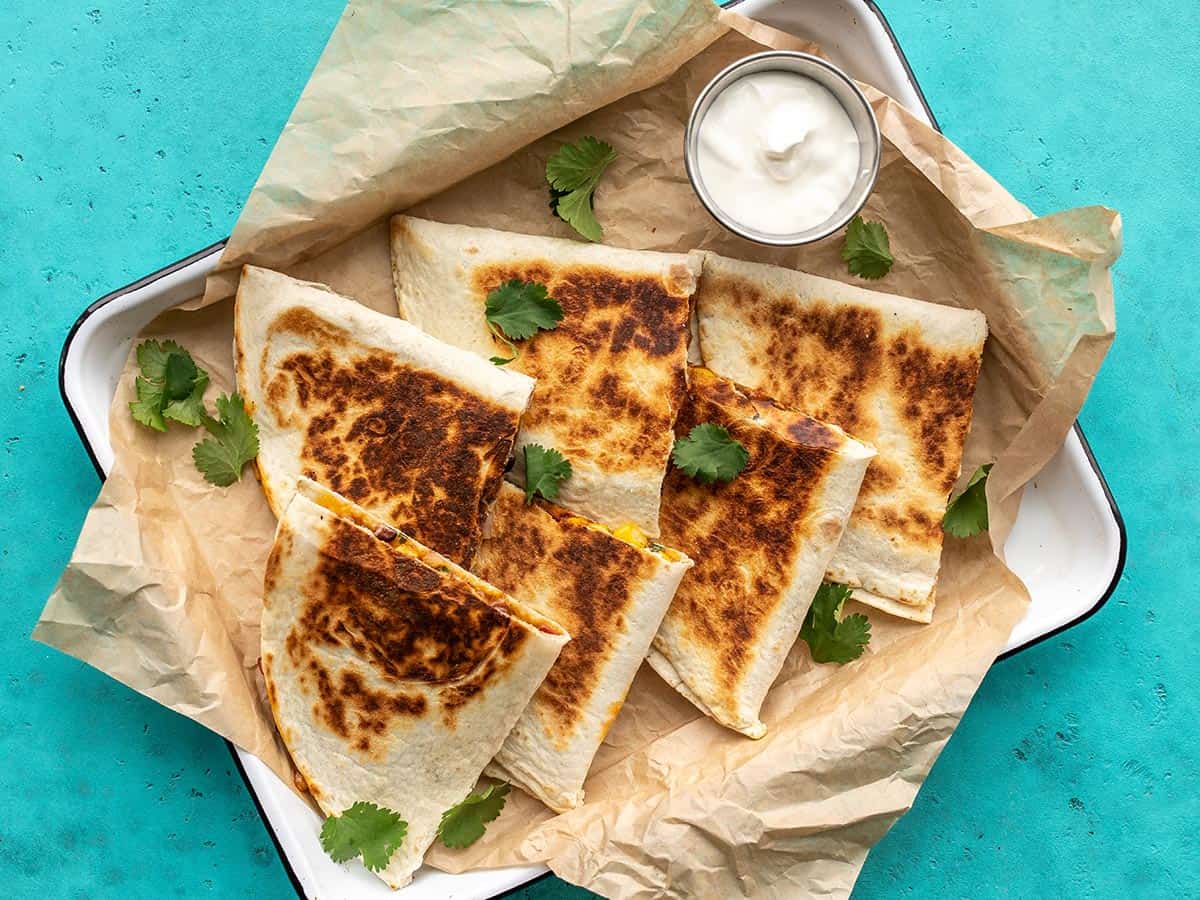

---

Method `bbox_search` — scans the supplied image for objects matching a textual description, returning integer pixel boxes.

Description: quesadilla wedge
[261,478,568,890]
[235,265,535,565]
[695,252,988,622]
[389,216,702,536]
[473,482,692,812]
[648,368,875,738]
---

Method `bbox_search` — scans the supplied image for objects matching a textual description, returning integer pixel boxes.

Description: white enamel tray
[57,1,1125,897]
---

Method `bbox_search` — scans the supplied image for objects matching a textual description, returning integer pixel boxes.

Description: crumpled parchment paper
[37,2,1119,897]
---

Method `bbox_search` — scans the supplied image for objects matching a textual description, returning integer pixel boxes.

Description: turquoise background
[2,1,1195,896]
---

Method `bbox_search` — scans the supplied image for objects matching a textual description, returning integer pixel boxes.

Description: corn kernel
[612,523,649,548]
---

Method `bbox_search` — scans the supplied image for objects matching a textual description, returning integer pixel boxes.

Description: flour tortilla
[474,483,692,811]
[261,479,568,890]
[235,264,535,565]
[390,216,701,536]
[648,368,874,738]
[695,252,988,622]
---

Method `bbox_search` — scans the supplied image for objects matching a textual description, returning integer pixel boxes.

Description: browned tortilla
[472,260,691,476]
[261,479,567,889]
[235,265,535,565]
[696,252,987,621]
[390,216,702,534]
[648,368,874,737]
[473,483,692,810]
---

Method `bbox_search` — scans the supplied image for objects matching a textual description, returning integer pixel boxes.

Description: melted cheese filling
[565,517,684,562]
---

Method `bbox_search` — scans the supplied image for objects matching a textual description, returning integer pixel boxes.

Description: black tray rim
[52,2,1127,896]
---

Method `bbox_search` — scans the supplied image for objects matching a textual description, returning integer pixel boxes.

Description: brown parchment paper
[36,2,1120,897]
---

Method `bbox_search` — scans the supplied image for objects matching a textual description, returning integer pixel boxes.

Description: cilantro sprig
[671,423,748,484]
[546,136,617,242]
[128,338,259,487]
[484,279,563,365]
[523,444,572,504]
[192,393,260,487]
[841,215,893,280]
[799,583,871,665]
[319,784,510,871]
[129,339,210,431]
[320,802,408,872]
[943,463,992,538]
[437,782,510,849]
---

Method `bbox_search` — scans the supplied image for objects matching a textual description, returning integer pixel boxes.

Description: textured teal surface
[1,2,1194,897]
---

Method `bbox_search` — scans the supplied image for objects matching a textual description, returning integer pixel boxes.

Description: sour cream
[695,70,862,237]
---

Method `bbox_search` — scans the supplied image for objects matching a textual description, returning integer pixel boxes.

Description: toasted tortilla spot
[860,457,901,494]
[784,415,846,450]
[264,348,517,564]
[819,517,845,543]
[284,631,301,665]
[265,377,287,412]
[859,503,943,546]
[318,668,429,756]
[887,332,984,494]
[317,519,516,683]
[312,664,347,737]
[280,516,530,745]
[474,495,653,744]
[263,535,286,602]
[239,268,533,570]
[469,261,691,475]
[264,669,278,710]
[269,306,354,349]
[732,280,884,438]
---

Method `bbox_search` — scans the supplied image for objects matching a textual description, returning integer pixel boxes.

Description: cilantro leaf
[191,392,259,487]
[553,187,604,243]
[129,376,168,431]
[162,368,209,427]
[485,280,563,341]
[546,136,616,241]
[841,215,894,280]
[799,583,871,664]
[134,338,176,381]
[437,783,510,849]
[546,136,618,193]
[671,423,749,484]
[320,802,408,872]
[128,339,210,431]
[943,463,992,538]
[484,279,563,364]
[163,352,198,401]
[548,184,600,241]
[547,184,571,217]
[127,341,254,486]
[523,444,572,504]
